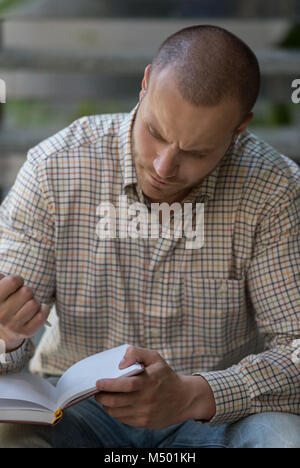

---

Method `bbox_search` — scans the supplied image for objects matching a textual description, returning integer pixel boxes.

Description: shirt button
[151,328,160,337]
[154,270,163,280]
[218,282,227,294]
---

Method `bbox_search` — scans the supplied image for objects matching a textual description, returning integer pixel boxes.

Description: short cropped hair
[150,25,261,118]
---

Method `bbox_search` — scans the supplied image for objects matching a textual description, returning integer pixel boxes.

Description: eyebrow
[145,117,212,154]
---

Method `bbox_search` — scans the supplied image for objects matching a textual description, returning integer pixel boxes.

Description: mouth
[150,174,168,186]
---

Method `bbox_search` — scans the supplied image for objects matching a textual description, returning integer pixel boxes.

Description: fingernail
[119,358,126,368]
[96,380,101,390]
[96,379,106,390]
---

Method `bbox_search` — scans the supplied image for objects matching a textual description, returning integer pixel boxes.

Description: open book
[0,344,143,425]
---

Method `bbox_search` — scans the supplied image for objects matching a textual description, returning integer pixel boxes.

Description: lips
[150,175,167,185]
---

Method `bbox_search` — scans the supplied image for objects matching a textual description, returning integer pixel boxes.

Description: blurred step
[1,48,299,77]
[0,127,56,153]
[2,19,291,53]
[257,50,300,76]
[0,48,149,74]
[2,0,184,19]
[0,68,142,101]
[251,126,300,162]
[0,153,26,188]
[3,0,298,19]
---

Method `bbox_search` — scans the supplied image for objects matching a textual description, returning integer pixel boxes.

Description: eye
[147,126,164,142]
[184,151,206,158]
[192,153,206,158]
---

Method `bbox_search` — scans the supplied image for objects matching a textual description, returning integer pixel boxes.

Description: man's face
[132,66,250,204]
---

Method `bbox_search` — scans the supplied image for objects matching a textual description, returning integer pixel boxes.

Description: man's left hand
[95,346,216,429]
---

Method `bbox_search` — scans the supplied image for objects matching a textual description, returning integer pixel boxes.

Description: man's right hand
[0,273,50,352]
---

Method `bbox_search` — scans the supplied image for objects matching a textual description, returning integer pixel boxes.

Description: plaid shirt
[0,103,299,426]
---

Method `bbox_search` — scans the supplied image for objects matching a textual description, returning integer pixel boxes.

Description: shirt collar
[118,102,140,189]
[182,138,235,203]
[117,102,236,203]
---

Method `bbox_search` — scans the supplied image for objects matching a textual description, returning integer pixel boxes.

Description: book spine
[52,408,63,425]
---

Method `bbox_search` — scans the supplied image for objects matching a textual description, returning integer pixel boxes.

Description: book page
[56,344,143,409]
[0,371,58,412]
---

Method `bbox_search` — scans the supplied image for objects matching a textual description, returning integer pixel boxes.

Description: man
[0,25,299,448]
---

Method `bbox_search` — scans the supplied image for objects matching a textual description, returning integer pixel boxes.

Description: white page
[0,399,51,411]
[0,372,57,412]
[56,344,143,409]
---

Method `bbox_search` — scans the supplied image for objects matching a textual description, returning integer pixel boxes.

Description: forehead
[141,91,235,151]
[146,66,240,127]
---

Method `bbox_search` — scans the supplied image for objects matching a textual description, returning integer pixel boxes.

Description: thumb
[119,346,161,370]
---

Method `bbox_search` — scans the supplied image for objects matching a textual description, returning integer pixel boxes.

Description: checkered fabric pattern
[0,102,299,425]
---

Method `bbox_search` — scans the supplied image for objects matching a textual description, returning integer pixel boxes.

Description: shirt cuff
[0,339,35,374]
[193,368,252,426]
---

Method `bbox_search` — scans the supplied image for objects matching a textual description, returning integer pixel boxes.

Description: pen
[0,272,52,327]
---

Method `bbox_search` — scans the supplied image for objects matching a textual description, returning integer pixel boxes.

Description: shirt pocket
[183,276,255,357]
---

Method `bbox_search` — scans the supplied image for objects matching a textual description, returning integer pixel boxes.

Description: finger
[95,391,137,409]
[0,285,34,323]
[21,304,51,337]
[0,275,24,302]
[96,375,144,393]
[13,298,41,326]
[119,346,162,370]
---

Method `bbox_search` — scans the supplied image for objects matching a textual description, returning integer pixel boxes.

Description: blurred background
[0,0,300,203]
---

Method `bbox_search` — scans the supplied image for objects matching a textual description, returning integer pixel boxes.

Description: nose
[153,148,179,179]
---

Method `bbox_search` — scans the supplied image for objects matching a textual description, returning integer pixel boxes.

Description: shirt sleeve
[0,155,56,374]
[195,184,300,426]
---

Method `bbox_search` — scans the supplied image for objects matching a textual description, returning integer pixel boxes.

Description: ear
[233,112,254,140]
[139,64,152,101]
